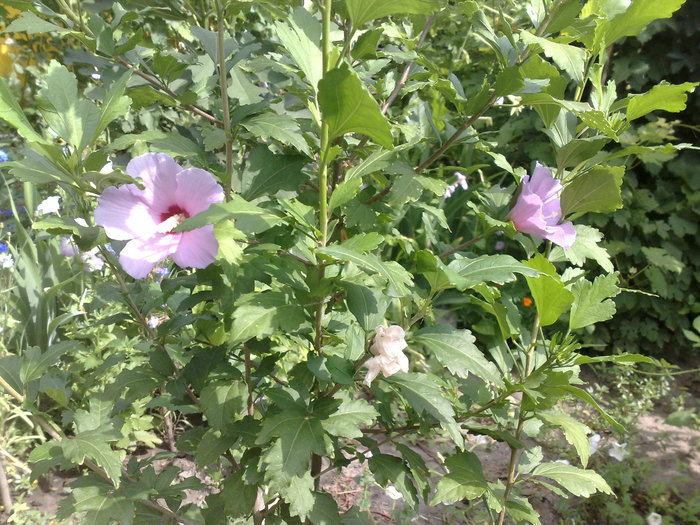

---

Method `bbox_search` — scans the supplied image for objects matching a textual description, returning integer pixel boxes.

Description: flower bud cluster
[363,325,409,386]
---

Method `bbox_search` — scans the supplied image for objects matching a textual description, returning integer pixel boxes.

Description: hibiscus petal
[119,233,181,278]
[363,357,382,386]
[528,162,562,201]
[509,192,548,237]
[126,153,181,213]
[174,168,225,216]
[171,226,218,269]
[94,184,160,240]
[545,220,577,249]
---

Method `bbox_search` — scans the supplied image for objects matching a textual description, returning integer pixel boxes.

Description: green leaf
[413,326,503,387]
[447,254,541,290]
[555,137,610,169]
[321,394,378,439]
[561,166,624,216]
[550,225,613,273]
[351,28,383,60]
[531,462,613,497]
[228,64,265,105]
[386,373,462,446]
[538,412,591,467]
[627,81,698,121]
[560,385,624,431]
[494,66,525,97]
[20,341,77,385]
[309,492,341,525]
[241,112,311,156]
[642,246,684,273]
[318,245,412,297]
[343,281,390,331]
[275,8,323,90]
[329,177,363,210]
[523,254,574,327]
[0,78,48,144]
[569,273,620,330]
[200,381,247,431]
[39,61,100,152]
[61,484,134,525]
[240,145,308,200]
[176,195,283,234]
[520,32,587,84]
[60,431,124,486]
[231,291,306,344]
[5,11,73,34]
[318,64,393,149]
[93,72,132,141]
[431,452,488,504]
[345,0,442,27]
[368,454,419,509]
[598,0,686,48]
[257,404,326,477]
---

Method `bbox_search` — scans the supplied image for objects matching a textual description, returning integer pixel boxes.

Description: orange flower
[522,297,533,307]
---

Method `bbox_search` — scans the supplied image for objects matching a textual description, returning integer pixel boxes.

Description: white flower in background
[385,485,403,500]
[589,433,601,455]
[474,435,491,447]
[363,325,409,386]
[0,252,13,269]
[59,237,81,257]
[36,195,61,215]
[646,512,663,525]
[506,95,523,116]
[443,172,469,199]
[608,441,629,462]
[82,251,105,272]
[100,160,113,174]
[554,459,571,465]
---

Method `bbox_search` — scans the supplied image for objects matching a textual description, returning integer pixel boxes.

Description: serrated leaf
[0,78,48,144]
[321,395,378,439]
[329,177,363,210]
[447,254,541,290]
[385,373,462,446]
[242,112,311,156]
[257,405,326,477]
[231,291,306,344]
[318,64,393,149]
[520,32,587,84]
[561,166,624,216]
[93,71,132,141]
[627,81,698,121]
[5,11,73,34]
[345,0,442,27]
[20,341,76,384]
[531,462,613,497]
[431,452,488,504]
[176,195,283,234]
[555,137,610,169]
[538,412,591,467]
[61,431,124,486]
[641,247,684,273]
[523,254,574,326]
[318,245,412,297]
[599,0,686,48]
[200,382,247,430]
[413,326,503,386]
[368,454,419,509]
[550,225,613,272]
[275,8,323,90]
[343,281,390,331]
[569,273,620,330]
[240,145,308,200]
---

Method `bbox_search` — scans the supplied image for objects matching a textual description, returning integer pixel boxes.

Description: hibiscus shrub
[0,1,696,524]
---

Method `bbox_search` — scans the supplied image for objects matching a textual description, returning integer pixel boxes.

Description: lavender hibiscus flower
[95,153,224,278]
[509,162,576,249]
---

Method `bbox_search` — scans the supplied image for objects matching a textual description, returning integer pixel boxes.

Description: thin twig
[0,457,12,519]
[114,57,223,126]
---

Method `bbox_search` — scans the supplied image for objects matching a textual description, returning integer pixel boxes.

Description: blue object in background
[0,242,7,252]
[0,150,8,162]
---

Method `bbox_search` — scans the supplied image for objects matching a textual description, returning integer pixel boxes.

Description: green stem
[217,1,235,200]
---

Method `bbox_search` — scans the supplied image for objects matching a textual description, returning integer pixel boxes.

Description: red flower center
[160,205,189,223]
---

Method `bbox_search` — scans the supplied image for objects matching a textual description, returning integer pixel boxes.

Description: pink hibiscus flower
[509,162,576,249]
[95,153,224,278]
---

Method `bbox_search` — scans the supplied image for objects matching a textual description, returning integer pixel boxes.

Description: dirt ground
[17,397,700,524]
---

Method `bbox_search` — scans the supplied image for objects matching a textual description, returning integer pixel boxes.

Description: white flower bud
[363,325,410,386]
